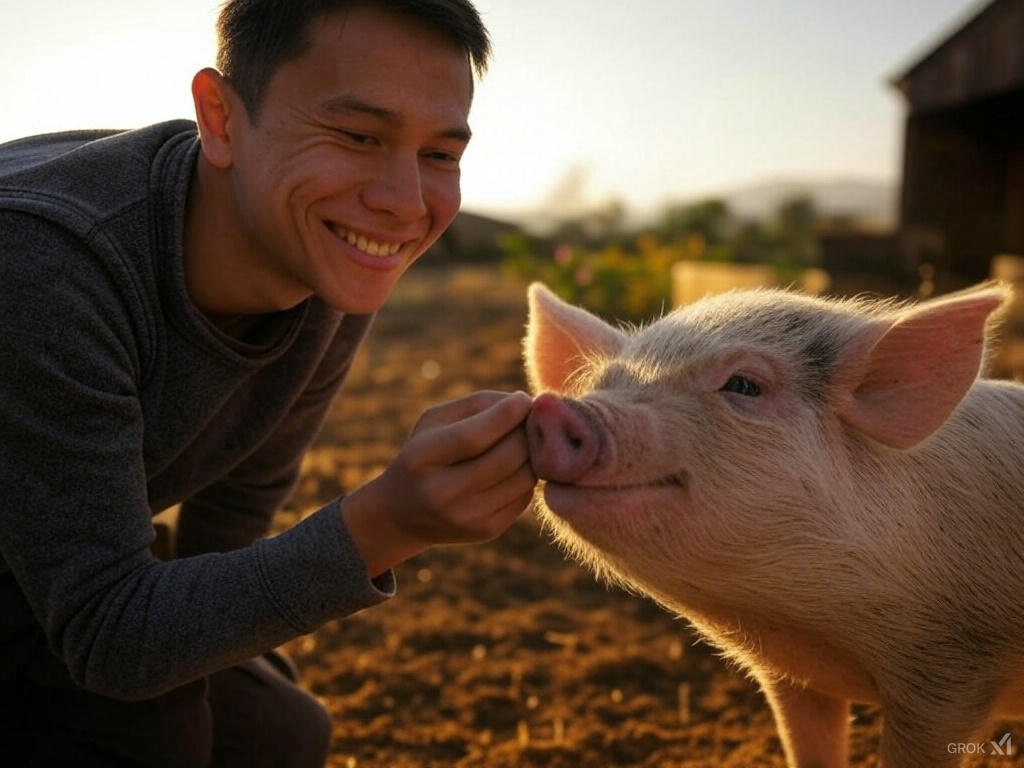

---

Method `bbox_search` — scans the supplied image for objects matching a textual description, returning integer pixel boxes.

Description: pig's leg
[879,691,994,768]
[762,678,849,768]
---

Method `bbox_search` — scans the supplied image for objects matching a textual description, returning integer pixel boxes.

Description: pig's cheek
[540,483,679,546]
[540,482,586,519]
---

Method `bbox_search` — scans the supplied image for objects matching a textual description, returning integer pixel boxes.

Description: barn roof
[890,0,1024,113]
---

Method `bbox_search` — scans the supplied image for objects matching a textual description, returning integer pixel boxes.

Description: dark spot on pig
[799,335,839,404]
[956,624,998,659]
[960,411,984,432]
[780,314,813,336]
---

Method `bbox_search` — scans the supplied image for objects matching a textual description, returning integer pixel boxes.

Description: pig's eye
[721,375,762,397]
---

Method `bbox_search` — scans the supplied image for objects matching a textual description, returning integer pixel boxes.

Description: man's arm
[0,214,389,700]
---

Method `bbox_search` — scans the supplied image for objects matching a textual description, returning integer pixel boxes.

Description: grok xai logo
[947,732,1014,756]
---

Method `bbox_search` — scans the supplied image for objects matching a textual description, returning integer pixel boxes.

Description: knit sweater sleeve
[0,212,394,701]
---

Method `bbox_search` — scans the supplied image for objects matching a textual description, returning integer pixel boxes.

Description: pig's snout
[526,393,600,483]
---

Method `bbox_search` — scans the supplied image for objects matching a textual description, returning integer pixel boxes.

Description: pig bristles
[534,497,794,689]
[563,350,615,397]
[530,497,630,589]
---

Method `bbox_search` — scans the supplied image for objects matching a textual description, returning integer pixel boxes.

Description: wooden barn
[891,0,1024,286]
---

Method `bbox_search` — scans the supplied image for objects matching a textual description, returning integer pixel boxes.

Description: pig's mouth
[645,471,689,489]
[546,470,689,492]
[539,470,690,529]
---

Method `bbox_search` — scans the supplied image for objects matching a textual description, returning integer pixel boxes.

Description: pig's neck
[681,600,881,704]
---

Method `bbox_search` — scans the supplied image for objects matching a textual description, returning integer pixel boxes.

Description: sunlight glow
[0,0,981,221]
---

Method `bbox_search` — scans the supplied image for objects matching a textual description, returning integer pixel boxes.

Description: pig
[522,281,1024,768]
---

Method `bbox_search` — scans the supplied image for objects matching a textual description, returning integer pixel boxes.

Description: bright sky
[0,0,983,221]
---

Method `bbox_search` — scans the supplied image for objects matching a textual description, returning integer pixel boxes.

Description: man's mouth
[328,224,406,257]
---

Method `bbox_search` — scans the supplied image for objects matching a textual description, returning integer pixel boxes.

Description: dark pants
[0,650,332,767]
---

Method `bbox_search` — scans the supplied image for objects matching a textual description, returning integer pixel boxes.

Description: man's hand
[340,391,536,578]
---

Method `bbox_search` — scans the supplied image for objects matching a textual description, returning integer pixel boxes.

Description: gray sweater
[0,121,394,700]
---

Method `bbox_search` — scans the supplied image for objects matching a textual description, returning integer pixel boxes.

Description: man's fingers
[445,425,531,496]
[412,390,519,434]
[457,463,538,541]
[482,462,537,513]
[415,391,531,465]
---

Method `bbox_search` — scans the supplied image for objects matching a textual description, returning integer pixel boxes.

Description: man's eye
[720,375,761,397]
[340,131,375,145]
[425,150,461,165]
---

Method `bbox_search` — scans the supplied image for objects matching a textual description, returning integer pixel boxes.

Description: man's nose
[361,154,428,221]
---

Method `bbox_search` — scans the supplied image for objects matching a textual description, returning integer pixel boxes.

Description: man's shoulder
[0,128,124,177]
[0,120,198,226]
[0,121,200,343]
[0,120,197,174]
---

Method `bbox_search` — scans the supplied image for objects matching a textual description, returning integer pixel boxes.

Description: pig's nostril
[569,436,583,450]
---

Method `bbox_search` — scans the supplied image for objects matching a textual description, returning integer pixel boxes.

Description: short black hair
[215,0,491,120]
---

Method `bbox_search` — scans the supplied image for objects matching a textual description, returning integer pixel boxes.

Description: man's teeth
[338,227,402,257]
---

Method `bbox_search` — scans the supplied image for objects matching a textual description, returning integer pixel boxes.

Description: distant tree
[549,199,628,247]
[551,217,588,245]
[774,196,820,268]
[733,219,773,263]
[658,199,733,246]
[586,199,627,242]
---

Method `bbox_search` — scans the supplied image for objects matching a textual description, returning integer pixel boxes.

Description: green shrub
[501,233,701,323]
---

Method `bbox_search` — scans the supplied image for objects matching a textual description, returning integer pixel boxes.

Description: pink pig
[523,282,1024,768]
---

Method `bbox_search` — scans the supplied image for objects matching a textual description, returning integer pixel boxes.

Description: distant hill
[718,178,897,224]
[469,177,899,237]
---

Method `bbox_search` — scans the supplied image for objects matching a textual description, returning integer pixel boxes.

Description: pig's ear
[524,283,626,393]
[838,286,1008,449]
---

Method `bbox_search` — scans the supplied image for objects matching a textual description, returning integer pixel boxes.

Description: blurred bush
[500,195,831,323]
[501,231,691,323]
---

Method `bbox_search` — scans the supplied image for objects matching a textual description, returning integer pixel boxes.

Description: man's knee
[207,654,331,768]
[6,671,214,768]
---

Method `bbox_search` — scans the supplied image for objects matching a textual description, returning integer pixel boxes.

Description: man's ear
[191,68,240,170]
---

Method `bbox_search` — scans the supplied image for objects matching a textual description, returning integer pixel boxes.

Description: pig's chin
[540,475,686,522]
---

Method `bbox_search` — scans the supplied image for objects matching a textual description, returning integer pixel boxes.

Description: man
[0,1,535,765]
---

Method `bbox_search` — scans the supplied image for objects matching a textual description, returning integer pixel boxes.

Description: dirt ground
[277,266,1021,768]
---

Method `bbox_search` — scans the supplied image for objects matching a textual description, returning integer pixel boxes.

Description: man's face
[226,5,473,314]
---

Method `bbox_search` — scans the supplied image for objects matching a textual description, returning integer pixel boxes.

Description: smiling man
[0,2,534,766]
